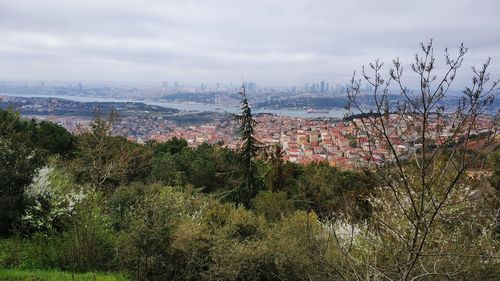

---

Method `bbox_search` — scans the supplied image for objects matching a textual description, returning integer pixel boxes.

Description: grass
[0,269,128,281]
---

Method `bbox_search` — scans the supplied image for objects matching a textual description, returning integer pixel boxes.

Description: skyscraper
[245,82,257,91]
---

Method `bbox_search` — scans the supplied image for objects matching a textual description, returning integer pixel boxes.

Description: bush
[0,235,62,270]
[108,183,164,231]
[115,186,204,280]
[21,162,84,235]
[251,191,294,222]
[59,193,116,272]
[0,194,116,273]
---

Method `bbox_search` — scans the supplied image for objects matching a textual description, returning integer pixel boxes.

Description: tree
[1,109,75,157]
[34,121,76,156]
[233,84,261,207]
[71,109,152,191]
[0,110,44,236]
[262,144,286,192]
[153,137,188,155]
[296,162,374,221]
[330,40,500,280]
[0,138,44,236]
[149,142,238,192]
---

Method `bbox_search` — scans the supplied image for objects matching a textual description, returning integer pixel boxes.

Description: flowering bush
[22,162,87,234]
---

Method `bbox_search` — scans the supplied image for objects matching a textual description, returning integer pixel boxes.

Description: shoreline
[0,92,348,119]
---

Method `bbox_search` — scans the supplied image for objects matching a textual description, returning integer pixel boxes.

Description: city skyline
[0,0,499,88]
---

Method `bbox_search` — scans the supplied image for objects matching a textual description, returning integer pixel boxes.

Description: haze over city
[1,0,499,88]
[1,1,500,280]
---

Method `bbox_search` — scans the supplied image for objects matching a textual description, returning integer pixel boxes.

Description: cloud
[0,0,499,87]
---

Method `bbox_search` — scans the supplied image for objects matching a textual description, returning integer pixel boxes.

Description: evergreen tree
[0,109,44,236]
[233,84,261,207]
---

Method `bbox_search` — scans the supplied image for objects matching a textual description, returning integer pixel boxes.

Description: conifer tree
[233,84,261,207]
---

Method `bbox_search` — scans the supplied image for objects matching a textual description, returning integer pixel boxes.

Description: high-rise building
[320,81,325,92]
[245,82,257,91]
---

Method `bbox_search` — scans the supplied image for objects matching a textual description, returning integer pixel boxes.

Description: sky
[0,0,499,87]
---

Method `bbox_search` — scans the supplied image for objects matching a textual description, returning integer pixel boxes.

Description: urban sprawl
[13,106,495,170]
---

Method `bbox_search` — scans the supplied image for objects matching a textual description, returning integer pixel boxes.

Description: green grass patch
[0,269,128,281]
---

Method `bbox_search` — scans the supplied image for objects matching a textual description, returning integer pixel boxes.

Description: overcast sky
[0,0,499,87]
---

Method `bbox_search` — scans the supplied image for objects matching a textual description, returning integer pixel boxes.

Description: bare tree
[72,108,141,191]
[328,40,500,280]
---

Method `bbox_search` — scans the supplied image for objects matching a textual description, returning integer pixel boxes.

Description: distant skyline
[0,0,499,88]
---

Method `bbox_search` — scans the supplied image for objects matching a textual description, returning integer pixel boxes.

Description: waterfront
[0,92,348,119]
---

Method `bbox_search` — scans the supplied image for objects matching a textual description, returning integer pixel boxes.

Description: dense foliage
[1,106,498,280]
[0,110,74,237]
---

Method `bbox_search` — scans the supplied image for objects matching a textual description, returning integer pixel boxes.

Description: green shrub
[115,187,198,280]
[108,183,163,230]
[0,235,62,270]
[251,191,294,222]
[59,193,116,272]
